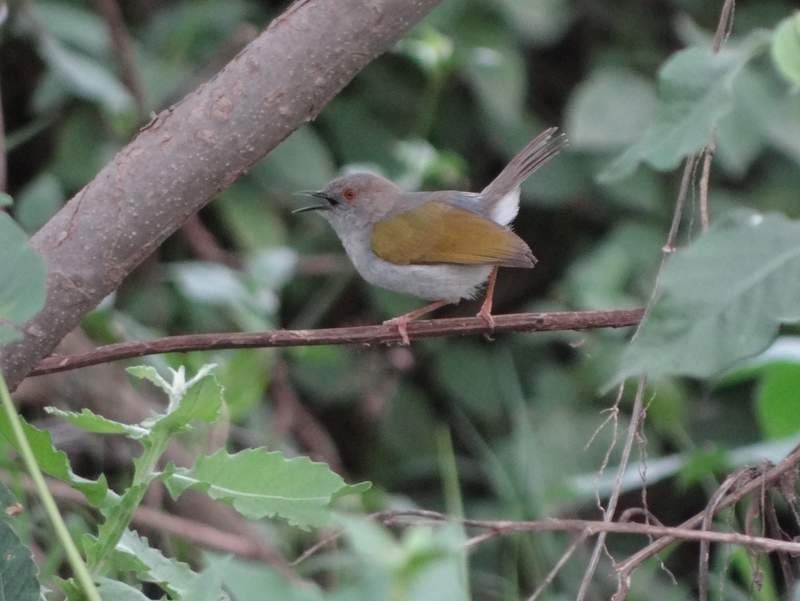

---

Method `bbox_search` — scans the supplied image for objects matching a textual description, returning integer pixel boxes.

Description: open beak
[292,191,334,214]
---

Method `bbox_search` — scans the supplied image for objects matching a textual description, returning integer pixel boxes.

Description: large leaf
[0,485,40,601]
[616,213,800,381]
[0,410,108,506]
[0,214,47,344]
[204,555,322,601]
[600,35,768,182]
[494,0,573,45]
[771,12,800,87]
[163,448,367,528]
[0,520,41,601]
[755,363,800,440]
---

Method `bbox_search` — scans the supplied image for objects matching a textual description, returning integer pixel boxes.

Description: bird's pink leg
[476,267,499,330]
[384,299,450,345]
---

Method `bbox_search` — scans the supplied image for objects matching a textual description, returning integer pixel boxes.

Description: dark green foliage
[2,0,800,599]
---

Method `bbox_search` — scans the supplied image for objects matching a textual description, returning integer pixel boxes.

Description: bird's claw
[384,317,411,346]
[476,307,496,332]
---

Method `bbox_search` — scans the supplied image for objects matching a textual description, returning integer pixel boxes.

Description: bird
[294,127,567,344]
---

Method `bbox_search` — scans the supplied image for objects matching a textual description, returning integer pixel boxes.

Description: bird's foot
[476,305,496,332]
[383,299,450,346]
[383,316,412,346]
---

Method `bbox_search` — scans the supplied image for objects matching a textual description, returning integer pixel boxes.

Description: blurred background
[4,0,800,598]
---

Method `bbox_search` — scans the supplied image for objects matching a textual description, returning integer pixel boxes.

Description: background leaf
[617,213,800,380]
[771,12,800,87]
[0,410,108,506]
[600,39,766,181]
[0,214,47,343]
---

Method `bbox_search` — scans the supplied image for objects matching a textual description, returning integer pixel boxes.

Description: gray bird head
[294,172,403,235]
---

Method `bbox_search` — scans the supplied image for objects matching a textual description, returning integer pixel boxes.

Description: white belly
[358,257,492,302]
[340,232,492,302]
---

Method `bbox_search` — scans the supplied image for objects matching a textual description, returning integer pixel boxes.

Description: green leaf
[126,365,172,393]
[0,520,41,601]
[0,193,12,207]
[755,362,800,439]
[45,407,149,439]
[0,410,108,506]
[493,0,573,45]
[114,529,200,598]
[14,173,64,234]
[771,12,800,87]
[32,2,110,57]
[0,214,47,344]
[38,36,132,113]
[148,367,223,434]
[163,448,364,528]
[252,126,336,192]
[617,213,800,381]
[600,36,768,182]
[0,481,18,515]
[714,68,770,177]
[180,564,229,601]
[95,577,151,601]
[204,555,321,601]
[455,8,527,129]
[566,68,657,152]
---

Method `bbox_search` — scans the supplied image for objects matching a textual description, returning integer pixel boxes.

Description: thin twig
[527,533,587,601]
[292,507,800,569]
[29,309,644,377]
[377,509,800,555]
[577,376,647,601]
[712,0,736,52]
[698,468,751,601]
[699,0,734,231]
[764,495,795,588]
[663,155,699,254]
[614,444,800,578]
[91,0,146,113]
[698,143,715,233]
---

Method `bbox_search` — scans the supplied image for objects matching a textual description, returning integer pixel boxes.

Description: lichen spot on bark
[211,95,234,121]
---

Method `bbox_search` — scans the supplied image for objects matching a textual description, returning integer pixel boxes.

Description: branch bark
[0,0,442,389]
[30,309,644,376]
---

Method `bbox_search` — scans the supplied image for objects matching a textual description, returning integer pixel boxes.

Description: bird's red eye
[342,188,356,203]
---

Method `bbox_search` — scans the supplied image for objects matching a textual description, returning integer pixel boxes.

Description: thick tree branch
[0,0,442,389]
[30,309,644,376]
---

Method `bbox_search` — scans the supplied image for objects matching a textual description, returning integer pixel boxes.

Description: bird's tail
[480,127,568,206]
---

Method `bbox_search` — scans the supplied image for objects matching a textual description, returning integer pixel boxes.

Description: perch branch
[29,309,644,376]
[0,0,443,389]
[293,508,800,566]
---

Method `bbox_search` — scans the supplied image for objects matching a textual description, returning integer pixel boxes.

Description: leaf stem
[0,373,101,601]
[88,433,169,574]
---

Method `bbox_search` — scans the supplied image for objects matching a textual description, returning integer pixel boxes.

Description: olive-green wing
[371,201,535,267]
